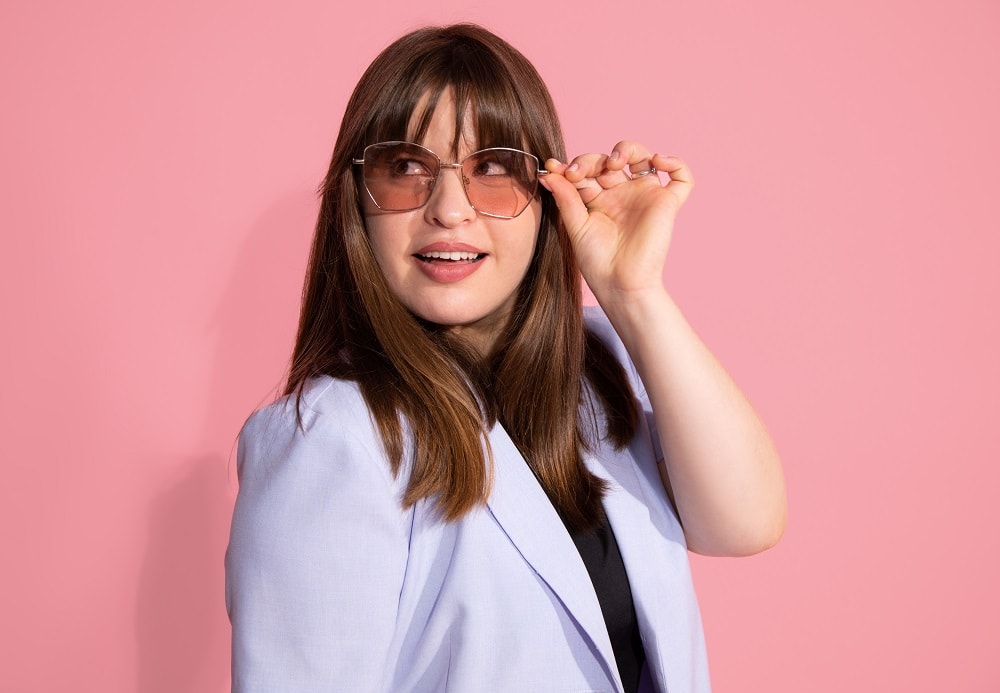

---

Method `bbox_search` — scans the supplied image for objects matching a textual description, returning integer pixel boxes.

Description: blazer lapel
[485,422,623,692]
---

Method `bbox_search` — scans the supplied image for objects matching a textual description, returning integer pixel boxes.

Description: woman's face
[362,90,543,353]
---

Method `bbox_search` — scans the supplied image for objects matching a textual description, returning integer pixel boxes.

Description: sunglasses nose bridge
[425,160,475,213]
[434,161,472,193]
[437,161,466,183]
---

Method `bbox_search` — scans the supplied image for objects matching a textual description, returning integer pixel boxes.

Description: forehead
[406,88,477,157]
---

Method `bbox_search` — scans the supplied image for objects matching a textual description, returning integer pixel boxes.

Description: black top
[565,512,646,693]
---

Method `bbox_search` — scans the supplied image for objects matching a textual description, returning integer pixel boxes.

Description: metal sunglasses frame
[352,141,549,219]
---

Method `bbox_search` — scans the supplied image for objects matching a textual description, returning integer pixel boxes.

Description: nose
[423,163,477,227]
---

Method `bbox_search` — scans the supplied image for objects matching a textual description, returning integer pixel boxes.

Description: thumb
[539,160,589,236]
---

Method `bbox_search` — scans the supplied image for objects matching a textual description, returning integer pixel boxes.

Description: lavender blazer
[225,309,710,692]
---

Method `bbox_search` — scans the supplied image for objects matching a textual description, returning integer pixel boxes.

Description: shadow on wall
[136,456,232,693]
[134,190,319,692]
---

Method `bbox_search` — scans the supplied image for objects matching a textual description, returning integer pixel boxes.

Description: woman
[226,23,786,693]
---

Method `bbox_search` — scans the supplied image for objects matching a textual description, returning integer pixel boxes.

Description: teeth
[420,251,481,261]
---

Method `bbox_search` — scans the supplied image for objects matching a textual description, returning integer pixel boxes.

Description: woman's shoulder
[237,375,397,489]
[584,304,639,372]
[583,304,653,411]
[243,376,366,435]
[583,304,619,347]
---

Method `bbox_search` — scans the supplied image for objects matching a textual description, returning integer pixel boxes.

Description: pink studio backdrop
[2,1,997,691]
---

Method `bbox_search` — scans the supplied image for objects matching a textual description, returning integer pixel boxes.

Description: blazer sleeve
[225,383,411,692]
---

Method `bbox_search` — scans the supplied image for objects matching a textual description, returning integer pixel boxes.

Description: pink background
[2,1,997,691]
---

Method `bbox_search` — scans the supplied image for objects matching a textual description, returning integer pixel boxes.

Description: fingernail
[567,163,579,173]
[609,150,620,161]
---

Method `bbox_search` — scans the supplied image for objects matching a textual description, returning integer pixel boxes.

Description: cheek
[358,186,379,217]
[518,234,540,272]
[364,215,406,263]
[517,207,544,267]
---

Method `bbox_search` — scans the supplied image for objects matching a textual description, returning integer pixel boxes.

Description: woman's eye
[390,159,432,176]
[472,158,509,176]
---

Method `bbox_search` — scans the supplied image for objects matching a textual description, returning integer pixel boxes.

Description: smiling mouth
[415,251,486,263]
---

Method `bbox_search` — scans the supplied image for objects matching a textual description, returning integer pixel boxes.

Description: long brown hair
[286,24,636,531]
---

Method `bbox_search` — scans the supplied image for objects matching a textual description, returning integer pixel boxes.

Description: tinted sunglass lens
[363,143,439,211]
[463,150,537,218]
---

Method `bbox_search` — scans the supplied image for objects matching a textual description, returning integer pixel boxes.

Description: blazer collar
[485,421,624,693]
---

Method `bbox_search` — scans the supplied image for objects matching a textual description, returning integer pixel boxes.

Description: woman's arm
[541,143,786,557]
[225,386,410,691]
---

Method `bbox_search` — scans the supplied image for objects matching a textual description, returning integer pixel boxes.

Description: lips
[413,242,487,283]
[416,250,484,262]
[414,242,486,263]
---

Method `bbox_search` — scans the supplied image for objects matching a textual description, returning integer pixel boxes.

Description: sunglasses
[353,141,548,219]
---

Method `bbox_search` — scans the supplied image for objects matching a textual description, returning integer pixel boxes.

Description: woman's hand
[539,141,693,306]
